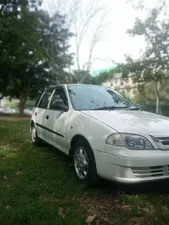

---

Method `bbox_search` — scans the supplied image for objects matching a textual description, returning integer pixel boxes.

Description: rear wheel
[31,125,42,146]
[73,139,100,186]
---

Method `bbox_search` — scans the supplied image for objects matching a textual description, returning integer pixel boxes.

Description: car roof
[67,84,102,87]
[45,84,104,91]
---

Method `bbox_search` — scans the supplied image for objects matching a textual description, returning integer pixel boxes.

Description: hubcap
[31,127,36,143]
[74,147,89,179]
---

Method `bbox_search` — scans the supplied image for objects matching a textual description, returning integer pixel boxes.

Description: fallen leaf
[130,217,144,225]
[162,206,168,211]
[58,207,65,218]
[121,204,132,210]
[5,205,11,210]
[142,207,149,213]
[86,215,96,223]
[16,171,22,175]
[43,197,48,201]
[100,217,109,222]
[0,157,6,160]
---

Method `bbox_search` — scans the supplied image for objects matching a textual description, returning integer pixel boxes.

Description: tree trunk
[155,80,160,114]
[19,93,27,115]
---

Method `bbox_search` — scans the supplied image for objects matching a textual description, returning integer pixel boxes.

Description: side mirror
[50,101,68,111]
[136,104,141,109]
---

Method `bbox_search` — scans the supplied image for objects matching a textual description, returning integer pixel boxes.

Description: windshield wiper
[128,106,140,110]
[93,106,128,110]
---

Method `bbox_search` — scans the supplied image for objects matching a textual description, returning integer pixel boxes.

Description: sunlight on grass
[0,146,18,153]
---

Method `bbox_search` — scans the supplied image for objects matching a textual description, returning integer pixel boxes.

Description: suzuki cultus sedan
[30,84,169,185]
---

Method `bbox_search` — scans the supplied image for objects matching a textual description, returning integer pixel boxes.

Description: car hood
[81,110,169,136]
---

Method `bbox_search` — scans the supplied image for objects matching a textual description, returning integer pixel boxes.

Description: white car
[30,84,169,185]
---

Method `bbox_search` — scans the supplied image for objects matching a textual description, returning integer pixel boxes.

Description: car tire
[73,139,100,187]
[31,125,42,146]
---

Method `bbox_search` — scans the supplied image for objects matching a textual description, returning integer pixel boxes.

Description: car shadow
[97,179,169,196]
[39,142,169,196]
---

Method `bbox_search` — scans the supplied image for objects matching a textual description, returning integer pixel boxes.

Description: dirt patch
[77,194,156,225]
[78,194,118,225]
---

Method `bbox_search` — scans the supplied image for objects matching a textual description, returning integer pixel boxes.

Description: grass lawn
[0,118,169,225]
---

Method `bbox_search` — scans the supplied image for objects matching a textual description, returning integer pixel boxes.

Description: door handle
[35,112,37,116]
[46,115,49,120]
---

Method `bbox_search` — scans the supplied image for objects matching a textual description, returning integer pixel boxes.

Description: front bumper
[94,147,169,183]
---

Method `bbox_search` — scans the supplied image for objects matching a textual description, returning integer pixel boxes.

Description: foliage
[0,0,73,113]
[134,78,169,104]
[117,4,169,113]
[133,78,169,116]
[69,68,116,85]
[70,70,93,84]
[92,71,113,85]
[119,90,130,100]
[127,6,169,82]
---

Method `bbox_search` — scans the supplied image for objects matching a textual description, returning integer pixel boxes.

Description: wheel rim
[74,147,89,180]
[31,126,36,143]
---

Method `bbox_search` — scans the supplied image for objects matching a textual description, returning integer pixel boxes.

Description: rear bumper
[94,149,169,184]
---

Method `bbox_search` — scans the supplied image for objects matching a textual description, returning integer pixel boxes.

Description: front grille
[157,137,169,146]
[132,165,169,178]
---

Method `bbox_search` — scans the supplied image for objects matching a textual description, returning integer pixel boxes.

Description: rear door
[34,90,53,141]
[44,86,71,154]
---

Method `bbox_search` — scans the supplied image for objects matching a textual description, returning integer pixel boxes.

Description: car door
[44,86,71,155]
[34,90,53,141]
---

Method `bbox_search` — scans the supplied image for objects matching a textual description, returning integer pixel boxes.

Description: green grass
[0,113,31,117]
[0,119,169,225]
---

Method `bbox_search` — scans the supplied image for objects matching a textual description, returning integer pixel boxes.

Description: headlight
[106,133,154,150]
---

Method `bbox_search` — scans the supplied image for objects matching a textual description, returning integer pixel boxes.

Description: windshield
[68,85,137,110]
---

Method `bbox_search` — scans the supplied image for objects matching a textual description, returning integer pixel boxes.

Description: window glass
[38,90,52,109]
[34,93,43,107]
[49,88,67,110]
[68,85,136,110]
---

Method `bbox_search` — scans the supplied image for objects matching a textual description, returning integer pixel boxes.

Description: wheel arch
[69,134,92,158]
[30,120,35,133]
[30,120,35,127]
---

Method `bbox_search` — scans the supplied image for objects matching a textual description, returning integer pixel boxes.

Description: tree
[92,69,116,85]
[0,0,73,113]
[133,77,169,115]
[47,0,109,83]
[39,11,73,85]
[70,70,92,84]
[0,0,44,111]
[128,0,168,11]
[118,4,169,114]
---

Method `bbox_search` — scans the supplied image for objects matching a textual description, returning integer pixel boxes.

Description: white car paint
[31,84,169,184]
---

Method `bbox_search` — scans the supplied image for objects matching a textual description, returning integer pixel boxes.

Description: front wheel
[31,125,42,146]
[73,139,100,186]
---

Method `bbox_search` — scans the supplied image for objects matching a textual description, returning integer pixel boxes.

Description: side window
[34,93,43,107]
[38,91,52,109]
[49,88,68,110]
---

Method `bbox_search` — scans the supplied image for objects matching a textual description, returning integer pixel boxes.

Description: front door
[44,87,71,154]
[34,90,53,141]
